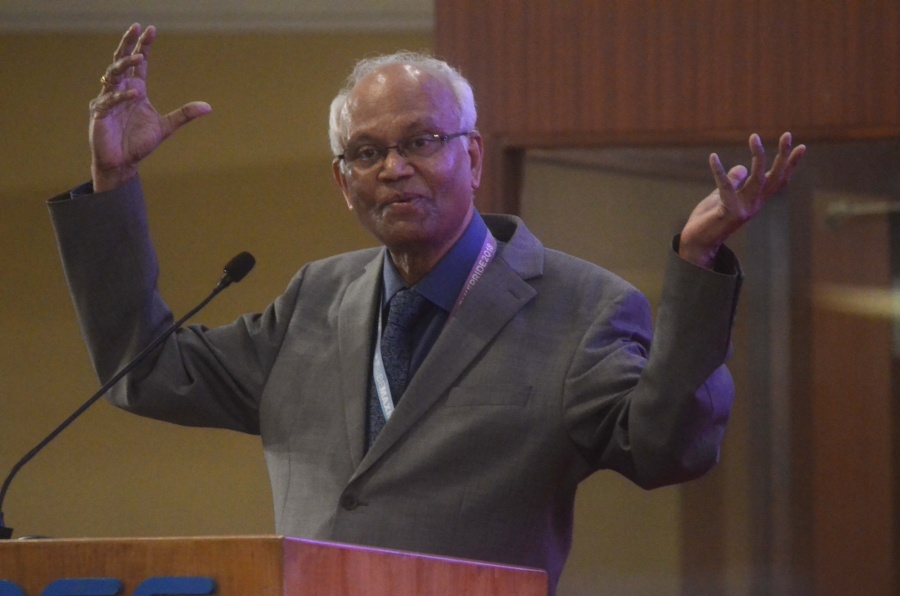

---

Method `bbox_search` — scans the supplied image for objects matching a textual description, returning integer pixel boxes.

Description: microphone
[218,251,256,288]
[0,252,256,539]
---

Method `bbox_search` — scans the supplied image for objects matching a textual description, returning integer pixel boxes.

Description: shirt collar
[382,211,488,312]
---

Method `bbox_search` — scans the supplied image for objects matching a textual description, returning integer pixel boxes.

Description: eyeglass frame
[336,131,472,171]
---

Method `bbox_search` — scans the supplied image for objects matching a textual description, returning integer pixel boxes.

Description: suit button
[340,495,359,510]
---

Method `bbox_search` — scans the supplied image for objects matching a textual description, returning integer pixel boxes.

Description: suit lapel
[352,252,538,479]
[337,251,384,469]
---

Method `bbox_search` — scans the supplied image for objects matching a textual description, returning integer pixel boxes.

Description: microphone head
[223,252,256,284]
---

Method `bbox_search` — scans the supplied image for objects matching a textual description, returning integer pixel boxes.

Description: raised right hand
[89,23,211,192]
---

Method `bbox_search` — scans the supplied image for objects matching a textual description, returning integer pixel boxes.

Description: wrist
[91,164,137,193]
[676,235,719,269]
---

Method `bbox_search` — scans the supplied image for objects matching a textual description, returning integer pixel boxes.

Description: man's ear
[332,159,354,211]
[467,132,484,191]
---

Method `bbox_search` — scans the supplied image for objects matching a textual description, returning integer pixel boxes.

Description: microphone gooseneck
[0,252,255,539]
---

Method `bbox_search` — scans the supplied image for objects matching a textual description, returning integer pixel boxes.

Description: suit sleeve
[564,244,741,489]
[48,177,299,434]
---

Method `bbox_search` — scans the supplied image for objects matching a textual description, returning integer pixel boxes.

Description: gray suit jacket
[50,177,740,593]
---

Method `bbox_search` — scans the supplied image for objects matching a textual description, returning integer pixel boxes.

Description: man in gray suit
[50,24,804,594]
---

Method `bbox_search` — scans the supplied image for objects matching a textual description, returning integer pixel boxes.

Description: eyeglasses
[338,132,471,171]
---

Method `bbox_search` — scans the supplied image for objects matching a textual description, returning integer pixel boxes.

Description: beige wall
[0,30,431,538]
[0,28,703,595]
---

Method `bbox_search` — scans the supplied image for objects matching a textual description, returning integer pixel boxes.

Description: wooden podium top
[0,535,548,595]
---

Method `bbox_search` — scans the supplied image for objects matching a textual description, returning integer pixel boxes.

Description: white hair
[328,51,477,157]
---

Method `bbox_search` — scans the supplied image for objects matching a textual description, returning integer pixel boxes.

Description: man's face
[332,65,483,260]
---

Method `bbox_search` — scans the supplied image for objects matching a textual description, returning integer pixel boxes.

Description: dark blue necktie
[366,288,429,450]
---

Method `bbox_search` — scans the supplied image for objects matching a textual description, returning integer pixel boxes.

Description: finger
[776,143,807,188]
[132,25,156,80]
[160,101,213,136]
[768,132,792,173]
[760,132,791,194]
[788,144,807,169]
[778,131,793,154]
[764,133,807,195]
[727,164,749,187]
[113,23,142,62]
[90,88,140,118]
[780,132,806,171]
[708,153,732,190]
[101,54,144,88]
[743,133,766,193]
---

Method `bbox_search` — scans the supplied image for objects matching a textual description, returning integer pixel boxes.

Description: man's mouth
[382,193,423,208]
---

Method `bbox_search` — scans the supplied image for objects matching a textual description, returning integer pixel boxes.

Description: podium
[0,535,547,595]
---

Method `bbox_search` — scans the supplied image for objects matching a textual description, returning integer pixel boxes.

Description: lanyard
[372,230,497,420]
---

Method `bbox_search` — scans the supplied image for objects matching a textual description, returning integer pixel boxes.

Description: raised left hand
[678,132,806,268]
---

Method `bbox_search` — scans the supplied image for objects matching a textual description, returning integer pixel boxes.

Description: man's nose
[378,147,414,178]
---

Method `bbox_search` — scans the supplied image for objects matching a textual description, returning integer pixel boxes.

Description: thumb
[162,101,212,136]
[727,164,748,187]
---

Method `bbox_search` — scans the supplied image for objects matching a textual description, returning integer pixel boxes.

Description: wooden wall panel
[439,0,900,137]
[436,0,900,210]
[436,2,900,594]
